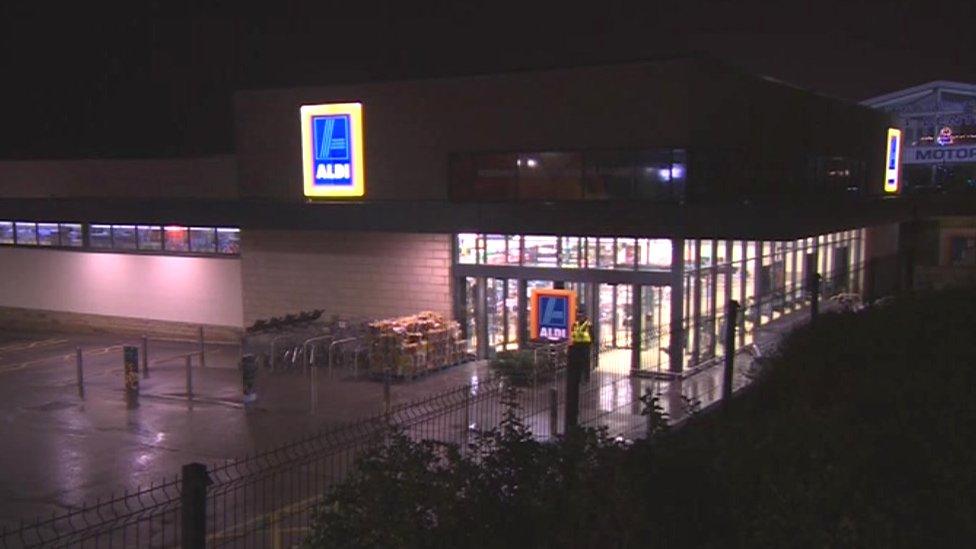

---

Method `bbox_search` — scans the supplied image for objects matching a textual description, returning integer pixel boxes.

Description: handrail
[302,335,334,373]
[149,351,201,367]
[328,337,358,377]
[269,334,294,371]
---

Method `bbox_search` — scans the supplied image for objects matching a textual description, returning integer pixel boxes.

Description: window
[15,222,38,245]
[597,238,616,268]
[506,235,521,265]
[60,223,83,247]
[638,239,672,270]
[457,233,478,264]
[112,225,137,250]
[216,228,241,254]
[0,222,13,244]
[190,227,216,253]
[484,234,506,265]
[0,220,239,255]
[455,233,679,273]
[560,237,581,268]
[635,150,685,200]
[584,151,634,199]
[451,148,685,201]
[138,225,163,250]
[949,236,976,266]
[90,224,113,248]
[517,152,583,200]
[164,226,189,252]
[616,238,636,267]
[451,153,519,200]
[522,235,559,267]
[37,223,59,246]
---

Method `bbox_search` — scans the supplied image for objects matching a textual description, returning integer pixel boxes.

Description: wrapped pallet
[365,311,466,378]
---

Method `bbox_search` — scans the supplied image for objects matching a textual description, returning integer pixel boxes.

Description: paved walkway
[0,304,824,527]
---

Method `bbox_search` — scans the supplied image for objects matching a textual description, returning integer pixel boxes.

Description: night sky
[2,0,975,158]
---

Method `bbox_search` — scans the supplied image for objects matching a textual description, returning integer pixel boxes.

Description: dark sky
[2,0,975,158]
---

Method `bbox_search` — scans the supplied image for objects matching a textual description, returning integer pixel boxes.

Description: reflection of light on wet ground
[598,379,632,412]
[596,348,631,374]
[55,408,94,496]
[153,432,165,444]
[469,375,479,395]
[136,453,151,468]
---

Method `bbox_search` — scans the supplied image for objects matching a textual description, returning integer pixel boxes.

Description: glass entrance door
[597,283,634,373]
[486,278,519,353]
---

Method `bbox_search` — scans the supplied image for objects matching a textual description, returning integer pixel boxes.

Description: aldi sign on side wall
[530,289,577,342]
[300,103,365,198]
[884,127,901,194]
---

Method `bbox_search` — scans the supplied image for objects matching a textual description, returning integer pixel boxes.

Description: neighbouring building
[864,81,976,290]
[863,81,976,192]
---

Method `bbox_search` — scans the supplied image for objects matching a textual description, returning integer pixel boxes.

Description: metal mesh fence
[0,344,702,548]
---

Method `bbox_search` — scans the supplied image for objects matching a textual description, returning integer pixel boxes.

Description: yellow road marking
[0,338,69,352]
[0,344,124,375]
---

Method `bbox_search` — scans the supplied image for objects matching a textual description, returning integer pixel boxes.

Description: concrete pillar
[631,284,641,373]
[669,238,685,373]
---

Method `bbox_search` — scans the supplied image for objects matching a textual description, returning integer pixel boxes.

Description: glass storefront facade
[455,229,866,374]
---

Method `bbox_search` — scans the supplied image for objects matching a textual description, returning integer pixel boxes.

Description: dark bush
[304,288,976,548]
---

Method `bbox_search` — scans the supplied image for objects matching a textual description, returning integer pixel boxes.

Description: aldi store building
[0,56,909,374]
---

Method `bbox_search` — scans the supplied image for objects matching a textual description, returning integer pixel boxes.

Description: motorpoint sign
[902,145,976,164]
[300,103,365,198]
[530,289,577,342]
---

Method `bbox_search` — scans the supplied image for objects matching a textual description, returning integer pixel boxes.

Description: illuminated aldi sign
[300,103,365,198]
[530,289,577,342]
[884,127,901,194]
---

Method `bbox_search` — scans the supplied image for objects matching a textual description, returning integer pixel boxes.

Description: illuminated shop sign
[300,103,365,198]
[884,128,901,194]
[903,146,976,164]
[530,289,577,342]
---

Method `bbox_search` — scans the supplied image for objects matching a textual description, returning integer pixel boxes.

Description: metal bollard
[141,335,149,379]
[76,347,85,399]
[810,273,821,322]
[185,355,194,399]
[722,300,740,409]
[309,364,318,414]
[181,463,209,549]
[565,343,588,430]
[198,326,206,368]
[461,389,471,450]
[383,367,392,414]
[124,345,139,407]
[549,388,558,438]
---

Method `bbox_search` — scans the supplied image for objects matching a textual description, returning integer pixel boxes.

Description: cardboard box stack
[367,311,464,377]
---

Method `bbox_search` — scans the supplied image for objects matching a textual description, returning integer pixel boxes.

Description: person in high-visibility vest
[571,311,592,344]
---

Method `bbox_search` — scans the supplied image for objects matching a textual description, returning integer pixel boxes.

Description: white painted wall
[0,247,243,327]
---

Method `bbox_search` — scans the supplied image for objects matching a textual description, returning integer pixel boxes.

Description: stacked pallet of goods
[367,311,465,378]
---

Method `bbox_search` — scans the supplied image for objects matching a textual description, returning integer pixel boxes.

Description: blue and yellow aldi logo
[300,103,365,198]
[530,289,577,342]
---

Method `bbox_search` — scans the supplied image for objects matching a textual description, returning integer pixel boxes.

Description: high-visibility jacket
[571,319,592,343]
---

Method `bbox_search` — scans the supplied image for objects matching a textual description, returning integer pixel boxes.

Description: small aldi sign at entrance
[530,289,577,342]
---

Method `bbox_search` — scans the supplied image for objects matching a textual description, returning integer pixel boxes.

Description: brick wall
[241,230,453,325]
